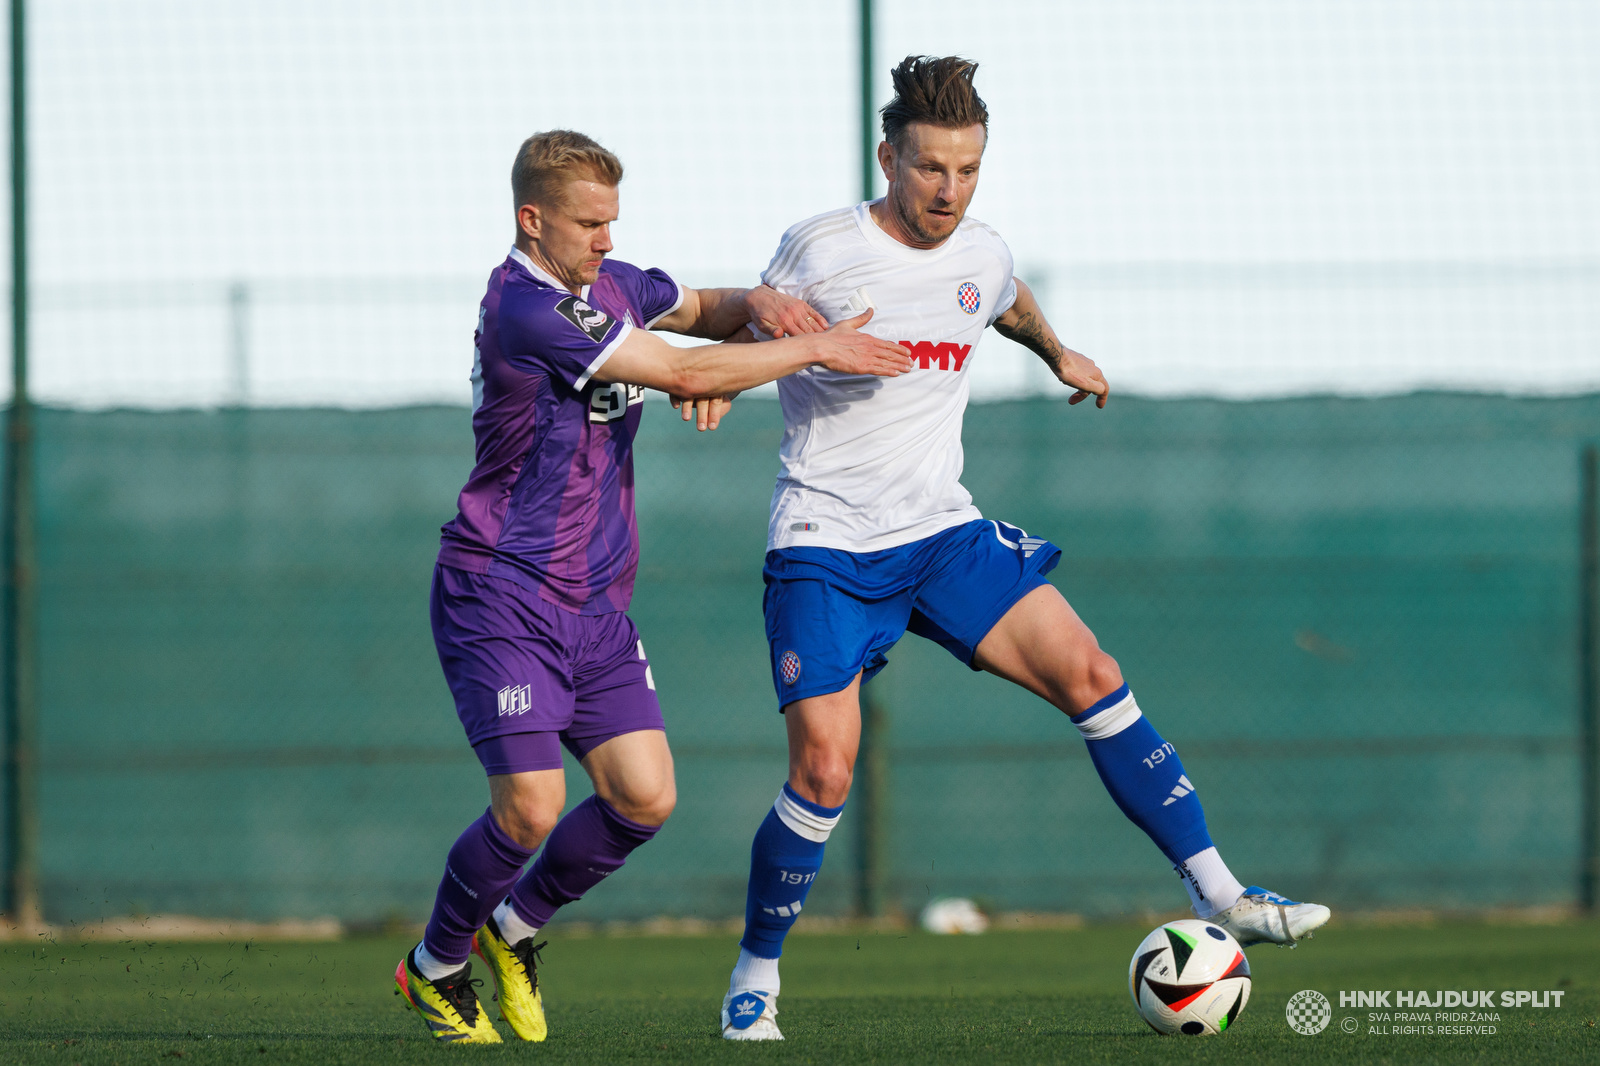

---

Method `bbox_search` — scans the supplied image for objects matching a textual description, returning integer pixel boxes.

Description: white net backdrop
[14,0,1600,407]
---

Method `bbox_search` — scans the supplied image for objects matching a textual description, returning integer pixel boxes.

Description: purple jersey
[438,248,684,614]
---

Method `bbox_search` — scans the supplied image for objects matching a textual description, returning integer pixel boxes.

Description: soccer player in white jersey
[719,56,1330,1041]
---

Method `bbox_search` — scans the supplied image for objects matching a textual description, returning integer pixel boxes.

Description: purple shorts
[430,564,665,775]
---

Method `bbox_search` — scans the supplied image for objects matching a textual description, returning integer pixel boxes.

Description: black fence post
[3,0,39,931]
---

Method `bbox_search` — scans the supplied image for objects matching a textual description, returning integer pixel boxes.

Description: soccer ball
[1128,919,1251,1035]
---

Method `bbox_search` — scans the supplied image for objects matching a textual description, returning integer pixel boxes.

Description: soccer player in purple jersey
[391,130,912,1044]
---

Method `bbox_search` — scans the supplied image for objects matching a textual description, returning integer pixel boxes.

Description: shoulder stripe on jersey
[765,217,858,288]
[764,223,850,286]
[959,216,1005,240]
[764,208,856,281]
[779,207,855,249]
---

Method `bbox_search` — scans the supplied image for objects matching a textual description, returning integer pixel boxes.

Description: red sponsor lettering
[898,341,972,372]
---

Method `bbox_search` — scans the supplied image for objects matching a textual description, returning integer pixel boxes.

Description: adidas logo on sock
[1161,775,1194,806]
[761,901,803,918]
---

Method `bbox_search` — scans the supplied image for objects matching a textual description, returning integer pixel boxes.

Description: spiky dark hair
[880,55,989,149]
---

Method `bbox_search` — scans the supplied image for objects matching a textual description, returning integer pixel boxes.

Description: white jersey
[761,201,1018,553]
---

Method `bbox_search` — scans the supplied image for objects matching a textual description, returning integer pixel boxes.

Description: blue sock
[1070,684,1214,865]
[739,784,844,959]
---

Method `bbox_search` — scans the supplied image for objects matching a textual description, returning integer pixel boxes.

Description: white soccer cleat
[721,989,783,1041]
[1210,886,1330,947]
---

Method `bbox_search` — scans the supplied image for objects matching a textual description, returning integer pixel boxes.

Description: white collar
[509,246,589,300]
[854,200,957,263]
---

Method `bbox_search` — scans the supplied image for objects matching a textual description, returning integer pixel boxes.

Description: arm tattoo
[993,310,1063,373]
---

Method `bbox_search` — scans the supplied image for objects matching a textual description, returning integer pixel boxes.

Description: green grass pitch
[0,920,1594,1064]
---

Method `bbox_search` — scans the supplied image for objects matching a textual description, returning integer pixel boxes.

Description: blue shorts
[764,519,1061,708]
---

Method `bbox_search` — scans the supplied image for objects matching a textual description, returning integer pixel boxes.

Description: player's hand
[813,309,914,377]
[1057,347,1110,408]
[670,393,737,431]
[746,285,828,339]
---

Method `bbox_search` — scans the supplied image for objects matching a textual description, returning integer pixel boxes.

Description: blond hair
[511,130,624,209]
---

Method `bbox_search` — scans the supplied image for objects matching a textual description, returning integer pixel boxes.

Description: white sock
[412,940,466,981]
[493,897,541,945]
[728,947,781,997]
[1176,847,1247,918]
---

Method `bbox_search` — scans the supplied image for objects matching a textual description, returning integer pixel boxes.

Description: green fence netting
[8,393,1592,925]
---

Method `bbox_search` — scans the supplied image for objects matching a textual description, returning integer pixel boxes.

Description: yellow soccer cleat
[393,949,503,1044]
[472,917,548,1041]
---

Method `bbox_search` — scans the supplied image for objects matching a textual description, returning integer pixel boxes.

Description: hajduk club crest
[956,281,981,315]
[779,650,802,686]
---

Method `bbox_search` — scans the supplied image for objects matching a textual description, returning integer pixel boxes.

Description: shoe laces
[1239,891,1301,945]
[1242,887,1295,906]
[510,938,547,989]
[432,963,487,1025]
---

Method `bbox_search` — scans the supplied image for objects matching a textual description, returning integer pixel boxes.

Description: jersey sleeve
[759,223,807,298]
[760,209,854,300]
[746,225,811,341]
[988,235,1019,325]
[989,275,1019,325]
[608,263,685,328]
[498,286,635,391]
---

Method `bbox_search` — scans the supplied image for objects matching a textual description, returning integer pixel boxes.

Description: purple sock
[509,795,660,927]
[423,807,534,964]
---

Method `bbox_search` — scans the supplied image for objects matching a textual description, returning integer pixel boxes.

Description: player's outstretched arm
[653,287,833,429]
[992,279,1110,408]
[653,285,829,341]
[594,309,911,429]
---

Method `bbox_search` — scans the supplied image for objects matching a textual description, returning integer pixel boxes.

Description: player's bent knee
[792,756,853,809]
[493,800,561,850]
[1057,649,1125,714]
[614,782,676,827]
[597,772,677,827]
[1084,650,1124,704]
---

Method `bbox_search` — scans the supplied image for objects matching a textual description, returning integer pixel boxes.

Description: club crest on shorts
[779,650,802,686]
[956,281,981,315]
[497,684,532,717]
